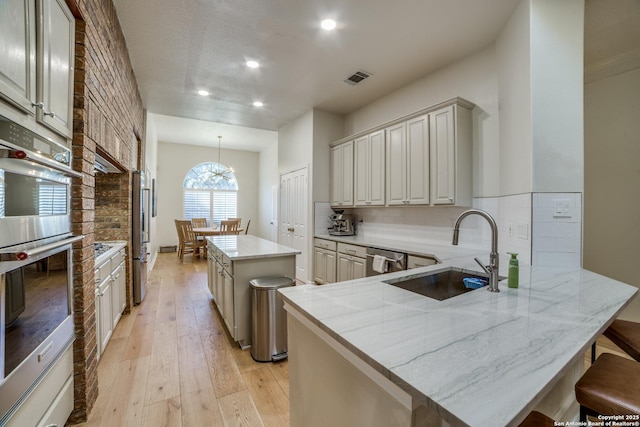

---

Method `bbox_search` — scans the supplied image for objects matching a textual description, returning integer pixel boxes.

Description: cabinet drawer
[111,248,125,267]
[314,238,336,251]
[37,376,73,427]
[95,261,111,285]
[407,255,438,269]
[221,254,233,275]
[337,242,366,258]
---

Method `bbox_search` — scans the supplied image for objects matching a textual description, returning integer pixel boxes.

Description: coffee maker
[328,210,356,236]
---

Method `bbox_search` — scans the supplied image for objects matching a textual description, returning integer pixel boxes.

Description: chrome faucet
[452,209,500,292]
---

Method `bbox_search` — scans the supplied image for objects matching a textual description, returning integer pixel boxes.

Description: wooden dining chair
[219,220,240,235]
[244,219,250,235]
[191,217,207,228]
[227,217,241,227]
[175,219,207,262]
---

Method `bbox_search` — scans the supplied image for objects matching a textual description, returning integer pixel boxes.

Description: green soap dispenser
[507,252,519,288]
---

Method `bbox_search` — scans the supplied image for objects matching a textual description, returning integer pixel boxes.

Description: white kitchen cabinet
[110,262,124,328]
[221,268,234,334]
[330,141,354,207]
[314,238,337,284]
[429,104,472,206]
[98,275,112,355]
[386,115,430,206]
[0,0,74,140]
[4,344,73,427]
[336,242,367,282]
[355,130,385,206]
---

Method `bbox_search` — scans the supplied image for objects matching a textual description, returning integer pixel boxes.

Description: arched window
[183,162,238,226]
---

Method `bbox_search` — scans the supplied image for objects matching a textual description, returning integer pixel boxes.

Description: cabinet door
[429,106,456,205]
[337,254,350,282]
[215,262,223,309]
[330,142,353,207]
[37,0,74,138]
[368,130,385,205]
[325,250,336,283]
[386,123,406,205]
[95,288,101,358]
[110,265,123,329]
[351,257,366,280]
[354,135,368,206]
[314,248,326,284]
[222,270,234,337]
[0,0,37,114]
[99,278,112,353]
[406,115,430,205]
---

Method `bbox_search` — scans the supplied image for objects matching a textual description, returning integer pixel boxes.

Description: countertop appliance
[328,211,356,236]
[365,247,407,276]
[132,171,150,304]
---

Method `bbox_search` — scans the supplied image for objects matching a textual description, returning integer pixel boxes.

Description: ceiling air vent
[344,70,372,86]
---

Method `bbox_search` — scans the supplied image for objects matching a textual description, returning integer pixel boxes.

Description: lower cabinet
[221,268,234,333]
[336,242,367,282]
[4,344,73,427]
[314,238,337,284]
[95,245,127,359]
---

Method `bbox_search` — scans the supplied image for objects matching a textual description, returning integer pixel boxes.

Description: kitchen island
[207,235,300,348]
[279,256,638,426]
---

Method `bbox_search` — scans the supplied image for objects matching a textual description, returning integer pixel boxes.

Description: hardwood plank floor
[73,252,632,427]
[74,252,289,427]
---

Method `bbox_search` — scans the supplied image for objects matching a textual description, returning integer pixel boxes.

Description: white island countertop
[279,258,638,426]
[208,235,300,261]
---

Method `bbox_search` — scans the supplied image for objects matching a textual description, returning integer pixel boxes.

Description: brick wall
[68,0,144,422]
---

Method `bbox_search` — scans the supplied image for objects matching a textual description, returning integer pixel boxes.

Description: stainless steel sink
[383,268,499,301]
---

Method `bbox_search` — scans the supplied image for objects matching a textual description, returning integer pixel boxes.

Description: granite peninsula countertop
[207,235,300,261]
[279,257,638,426]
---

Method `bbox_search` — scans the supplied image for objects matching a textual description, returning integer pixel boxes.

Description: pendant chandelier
[212,135,234,181]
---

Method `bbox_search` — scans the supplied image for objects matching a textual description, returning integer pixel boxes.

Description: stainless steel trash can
[250,276,295,362]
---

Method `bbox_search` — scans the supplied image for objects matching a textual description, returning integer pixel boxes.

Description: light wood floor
[73,252,632,427]
[74,252,289,427]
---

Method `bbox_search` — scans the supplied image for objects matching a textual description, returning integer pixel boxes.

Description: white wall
[278,110,313,174]
[156,141,260,247]
[312,110,344,202]
[258,142,279,241]
[584,67,640,322]
[344,46,501,198]
[495,0,532,195]
[144,112,159,269]
[531,0,584,193]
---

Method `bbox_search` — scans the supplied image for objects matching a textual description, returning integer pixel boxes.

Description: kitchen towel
[372,255,388,274]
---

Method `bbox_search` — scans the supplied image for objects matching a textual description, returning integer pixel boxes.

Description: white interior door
[270,184,279,242]
[279,167,308,282]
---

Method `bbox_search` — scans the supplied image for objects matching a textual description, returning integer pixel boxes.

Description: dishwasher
[365,247,407,276]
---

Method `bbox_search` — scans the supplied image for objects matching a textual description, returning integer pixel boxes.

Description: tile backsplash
[319,192,582,269]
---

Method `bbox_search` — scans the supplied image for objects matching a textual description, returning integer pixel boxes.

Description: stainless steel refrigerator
[132,171,149,304]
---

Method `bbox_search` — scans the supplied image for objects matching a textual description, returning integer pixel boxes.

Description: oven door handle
[0,235,83,261]
[0,147,83,179]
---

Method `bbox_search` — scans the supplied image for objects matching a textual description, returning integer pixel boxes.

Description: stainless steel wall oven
[0,115,82,423]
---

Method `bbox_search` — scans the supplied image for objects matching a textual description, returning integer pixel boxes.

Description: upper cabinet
[429,103,472,206]
[0,0,75,141]
[330,97,474,208]
[386,115,430,205]
[330,140,353,207]
[354,130,385,206]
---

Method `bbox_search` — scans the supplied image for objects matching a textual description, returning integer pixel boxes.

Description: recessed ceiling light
[321,19,336,31]
[246,60,260,68]
[253,101,263,107]
[197,90,209,96]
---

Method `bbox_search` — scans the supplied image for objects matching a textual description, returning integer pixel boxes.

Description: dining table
[193,227,244,236]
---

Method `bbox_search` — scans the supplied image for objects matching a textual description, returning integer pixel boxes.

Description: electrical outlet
[553,199,571,218]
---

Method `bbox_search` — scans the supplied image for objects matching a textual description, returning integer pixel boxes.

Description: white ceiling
[114,0,640,152]
[113,0,522,149]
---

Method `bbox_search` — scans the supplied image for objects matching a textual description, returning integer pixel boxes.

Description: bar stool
[575,353,640,421]
[604,319,640,361]
[592,319,640,364]
[518,411,555,427]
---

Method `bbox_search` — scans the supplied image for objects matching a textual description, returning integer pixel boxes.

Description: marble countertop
[95,240,127,267]
[208,235,300,261]
[279,258,638,426]
[315,233,483,262]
